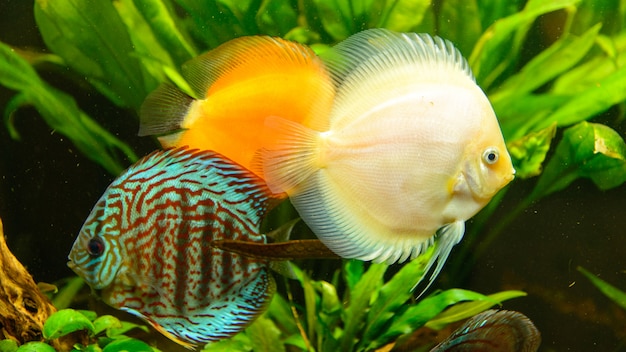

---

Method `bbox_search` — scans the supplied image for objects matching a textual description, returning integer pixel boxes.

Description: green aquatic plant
[1,0,626,350]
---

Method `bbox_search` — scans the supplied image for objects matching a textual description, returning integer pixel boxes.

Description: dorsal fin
[139,36,335,178]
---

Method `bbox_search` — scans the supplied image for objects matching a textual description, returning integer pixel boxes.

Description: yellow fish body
[139,36,335,178]
[262,29,515,290]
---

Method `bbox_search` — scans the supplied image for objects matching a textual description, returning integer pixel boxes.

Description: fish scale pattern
[68,148,276,347]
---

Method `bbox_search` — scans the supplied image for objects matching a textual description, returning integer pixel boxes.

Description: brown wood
[0,217,87,350]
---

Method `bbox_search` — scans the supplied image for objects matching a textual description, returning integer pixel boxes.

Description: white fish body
[262,29,515,290]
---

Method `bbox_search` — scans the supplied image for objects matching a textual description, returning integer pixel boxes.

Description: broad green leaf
[14,342,55,352]
[77,310,98,321]
[93,315,123,335]
[173,0,253,49]
[361,254,431,349]
[470,0,580,89]
[425,290,527,330]
[107,321,149,338]
[476,0,526,30]
[256,0,298,37]
[34,0,148,109]
[531,122,626,200]
[132,0,197,66]
[0,42,136,175]
[101,338,154,352]
[43,309,95,339]
[377,0,431,32]
[578,266,626,310]
[201,338,252,352]
[311,0,354,41]
[438,0,482,55]
[373,289,487,345]
[507,123,557,178]
[0,339,18,352]
[265,294,299,336]
[245,315,285,352]
[338,263,386,352]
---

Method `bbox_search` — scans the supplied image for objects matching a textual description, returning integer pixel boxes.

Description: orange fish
[139,36,335,179]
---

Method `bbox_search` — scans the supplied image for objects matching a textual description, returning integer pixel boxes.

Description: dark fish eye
[87,237,105,257]
[482,148,499,165]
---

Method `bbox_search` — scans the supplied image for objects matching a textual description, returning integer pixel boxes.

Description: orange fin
[140,36,335,177]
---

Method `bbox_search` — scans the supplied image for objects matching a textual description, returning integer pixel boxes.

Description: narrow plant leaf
[132,0,197,66]
[34,0,148,109]
[344,259,364,292]
[367,289,488,349]
[361,254,431,348]
[51,277,85,310]
[536,65,626,130]
[0,42,137,174]
[425,290,527,330]
[507,123,557,179]
[578,266,626,310]
[470,0,580,88]
[531,121,626,200]
[491,23,601,106]
[43,309,95,339]
[265,293,300,336]
[339,263,387,352]
[311,0,353,41]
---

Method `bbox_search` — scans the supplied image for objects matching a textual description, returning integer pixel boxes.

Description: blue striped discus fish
[67,147,283,349]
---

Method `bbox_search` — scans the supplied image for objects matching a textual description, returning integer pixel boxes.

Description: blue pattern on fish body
[68,147,279,348]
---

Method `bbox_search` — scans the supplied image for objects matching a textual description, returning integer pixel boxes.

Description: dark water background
[1,1,626,351]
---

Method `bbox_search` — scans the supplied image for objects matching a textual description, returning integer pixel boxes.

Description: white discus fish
[261,29,515,291]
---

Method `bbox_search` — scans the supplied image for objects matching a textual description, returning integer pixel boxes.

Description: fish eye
[87,237,105,257]
[482,148,499,165]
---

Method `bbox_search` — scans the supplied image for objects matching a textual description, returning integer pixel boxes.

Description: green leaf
[0,41,137,175]
[14,342,55,352]
[245,314,285,352]
[34,0,149,109]
[507,123,557,179]
[0,339,18,352]
[131,0,197,65]
[311,0,354,41]
[470,0,580,89]
[201,336,252,352]
[437,0,482,55]
[338,263,386,352]
[93,315,123,335]
[578,266,626,310]
[425,290,527,330]
[343,259,364,292]
[51,276,84,310]
[256,0,298,37]
[360,255,431,349]
[377,0,431,32]
[101,338,154,352]
[43,309,95,340]
[491,23,602,125]
[265,294,299,336]
[532,121,626,200]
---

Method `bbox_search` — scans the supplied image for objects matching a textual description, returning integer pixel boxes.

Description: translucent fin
[411,220,465,295]
[321,28,474,87]
[142,36,334,175]
[430,310,541,352]
[261,116,323,195]
[138,83,194,136]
